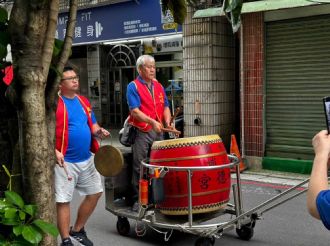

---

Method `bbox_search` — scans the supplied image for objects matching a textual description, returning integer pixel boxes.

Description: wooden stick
[170,107,182,124]
[161,127,181,135]
[63,163,73,181]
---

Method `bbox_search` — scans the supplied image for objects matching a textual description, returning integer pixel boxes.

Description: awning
[165,81,182,92]
[193,0,327,18]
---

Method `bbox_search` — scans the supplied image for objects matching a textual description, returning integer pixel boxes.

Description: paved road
[63,133,327,245]
[65,177,328,246]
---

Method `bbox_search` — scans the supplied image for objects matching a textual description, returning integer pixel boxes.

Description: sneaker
[61,237,74,246]
[69,227,93,246]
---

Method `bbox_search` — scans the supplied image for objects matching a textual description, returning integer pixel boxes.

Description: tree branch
[46,0,77,109]
[8,0,27,69]
[41,0,59,80]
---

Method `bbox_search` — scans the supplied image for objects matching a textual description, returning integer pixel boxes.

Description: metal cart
[104,154,310,246]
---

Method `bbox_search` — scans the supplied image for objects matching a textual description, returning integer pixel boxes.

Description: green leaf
[0,239,9,246]
[4,207,18,219]
[160,0,169,15]
[10,239,34,246]
[53,38,64,58]
[5,191,24,209]
[52,39,72,61]
[53,46,60,58]
[23,205,37,217]
[33,219,59,237]
[0,200,11,210]
[0,7,8,23]
[2,164,11,178]
[225,0,241,12]
[13,225,24,236]
[19,210,26,220]
[222,0,243,33]
[22,225,42,244]
[161,0,187,25]
[2,218,19,226]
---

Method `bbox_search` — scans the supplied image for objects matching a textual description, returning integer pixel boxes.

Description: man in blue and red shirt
[307,130,330,230]
[55,67,110,246]
[126,55,171,211]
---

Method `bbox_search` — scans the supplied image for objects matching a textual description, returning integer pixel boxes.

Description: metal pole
[187,170,193,227]
[235,159,243,215]
[251,178,310,215]
[239,23,245,157]
[206,178,311,237]
[260,189,307,215]
[171,79,175,116]
[232,184,240,218]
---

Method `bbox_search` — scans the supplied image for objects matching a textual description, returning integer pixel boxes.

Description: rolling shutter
[265,15,330,160]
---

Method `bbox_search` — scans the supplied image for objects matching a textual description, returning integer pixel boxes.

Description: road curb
[235,169,310,187]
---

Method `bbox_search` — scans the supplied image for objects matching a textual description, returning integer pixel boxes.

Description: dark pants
[131,129,163,200]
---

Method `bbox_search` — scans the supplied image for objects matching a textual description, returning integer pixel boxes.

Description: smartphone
[323,96,330,134]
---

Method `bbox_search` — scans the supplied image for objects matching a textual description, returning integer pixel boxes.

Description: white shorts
[55,155,103,203]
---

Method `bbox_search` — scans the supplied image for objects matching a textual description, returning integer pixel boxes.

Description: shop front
[57,0,183,127]
[193,1,330,173]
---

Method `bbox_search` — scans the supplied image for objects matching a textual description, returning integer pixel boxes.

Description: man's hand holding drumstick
[55,149,72,181]
[162,107,182,137]
[161,126,181,136]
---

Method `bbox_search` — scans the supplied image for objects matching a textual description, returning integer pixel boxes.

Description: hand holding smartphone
[323,96,330,134]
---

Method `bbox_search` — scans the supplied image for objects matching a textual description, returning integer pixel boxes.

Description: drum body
[150,135,231,215]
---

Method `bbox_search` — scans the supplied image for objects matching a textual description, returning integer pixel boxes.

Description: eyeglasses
[61,75,79,81]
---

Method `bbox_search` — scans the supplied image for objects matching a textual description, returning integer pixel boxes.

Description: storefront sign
[143,34,182,54]
[57,0,182,44]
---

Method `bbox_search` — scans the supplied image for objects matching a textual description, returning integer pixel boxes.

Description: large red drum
[150,135,231,215]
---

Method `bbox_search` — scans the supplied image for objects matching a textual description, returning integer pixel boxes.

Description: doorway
[101,44,138,127]
[107,68,135,127]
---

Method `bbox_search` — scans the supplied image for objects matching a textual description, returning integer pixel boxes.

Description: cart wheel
[195,237,215,246]
[236,223,254,241]
[116,217,130,236]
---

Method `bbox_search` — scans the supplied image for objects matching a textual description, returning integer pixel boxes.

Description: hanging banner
[56,0,182,44]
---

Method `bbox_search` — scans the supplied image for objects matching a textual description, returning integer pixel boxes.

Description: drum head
[94,145,124,177]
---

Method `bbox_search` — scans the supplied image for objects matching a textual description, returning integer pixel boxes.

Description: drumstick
[161,127,181,135]
[63,162,73,181]
[170,107,181,124]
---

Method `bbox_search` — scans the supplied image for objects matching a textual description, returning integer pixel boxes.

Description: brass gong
[94,145,124,177]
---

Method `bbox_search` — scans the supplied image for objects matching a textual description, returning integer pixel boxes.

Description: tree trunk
[8,0,78,244]
[9,1,58,245]
[20,83,56,245]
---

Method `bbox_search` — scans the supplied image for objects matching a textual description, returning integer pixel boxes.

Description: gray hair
[136,55,155,73]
